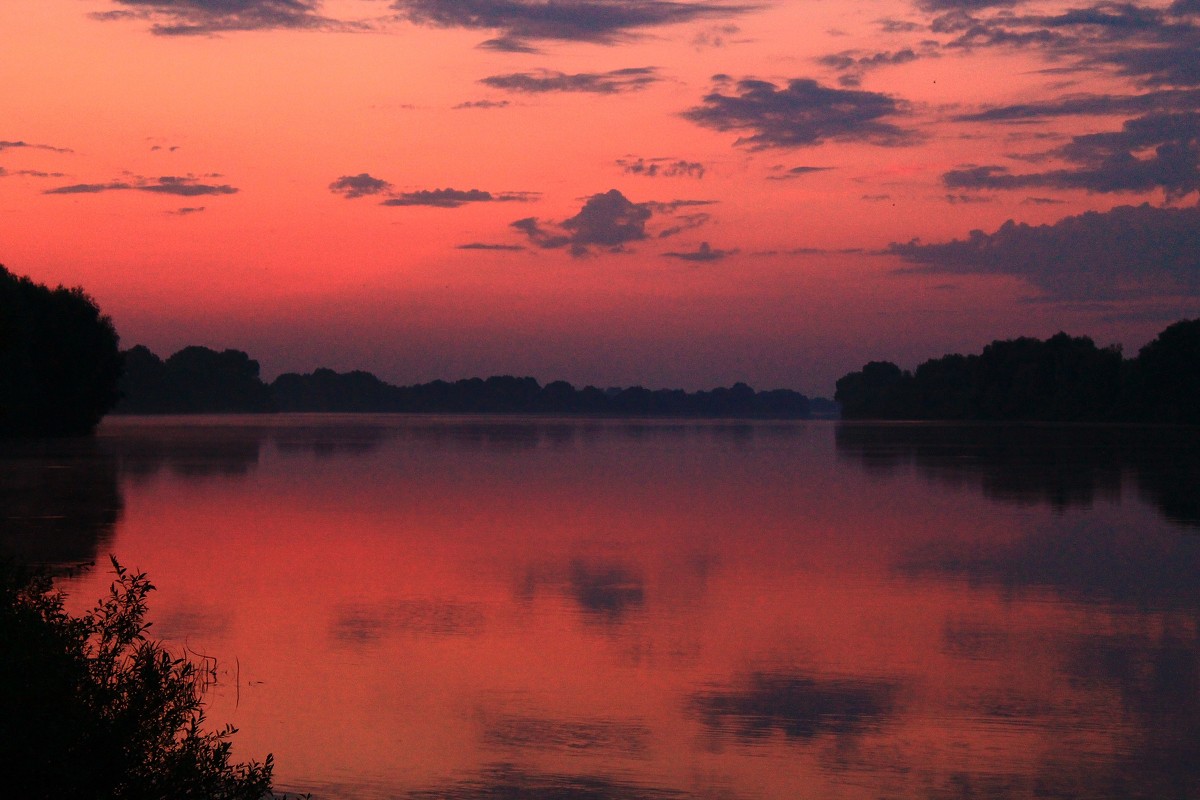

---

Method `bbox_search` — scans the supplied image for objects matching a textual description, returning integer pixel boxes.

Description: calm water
[3,416,1198,799]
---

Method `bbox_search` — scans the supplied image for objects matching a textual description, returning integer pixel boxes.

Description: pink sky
[2,0,1198,394]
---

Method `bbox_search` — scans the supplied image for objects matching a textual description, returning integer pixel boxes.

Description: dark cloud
[818,47,922,87]
[0,140,71,154]
[452,99,511,109]
[510,188,710,256]
[888,202,1200,301]
[682,77,917,149]
[932,3,1200,88]
[168,206,206,215]
[94,0,363,36]
[329,172,394,199]
[480,67,660,94]
[1022,196,1067,204]
[391,0,754,50]
[955,89,1200,123]
[382,188,537,207]
[44,175,238,196]
[943,112,1200,197]
[617,156,706,178]
[766,165,833,180]
[661,241,736,261]
[457,242,526,250]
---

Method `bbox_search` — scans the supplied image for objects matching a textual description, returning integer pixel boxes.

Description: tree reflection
[836,423,1200,527]
[0,439,121,569]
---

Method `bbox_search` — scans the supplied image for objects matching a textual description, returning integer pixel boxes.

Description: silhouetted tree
[115,345,275,414]
[165,347,275,413]
[835,361,914,419]
[1130,319,1200,424]
[116,345,173,413]
[0,266,122,437]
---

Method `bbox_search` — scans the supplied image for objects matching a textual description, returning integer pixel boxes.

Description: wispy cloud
[457,242,526,250]
[0,168,66,179]
[453,99,511,109]
[617,156,706,178]
[329,173,538,207]
[382,188,537,207]
[766,165,833,181]
[480,67,660,94]
[93,0,368,36]
[0,140,72,154]
[44,174,238,196]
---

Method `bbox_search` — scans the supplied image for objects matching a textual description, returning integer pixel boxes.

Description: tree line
[117,345,817,419]
[835,320,1200,423]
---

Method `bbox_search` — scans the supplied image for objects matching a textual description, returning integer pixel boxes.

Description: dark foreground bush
[0,558,276,800]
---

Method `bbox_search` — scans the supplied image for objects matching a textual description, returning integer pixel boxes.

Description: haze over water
[7,415,1198,799]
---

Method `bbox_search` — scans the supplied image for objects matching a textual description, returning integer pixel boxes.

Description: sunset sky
[3,0,1198,394]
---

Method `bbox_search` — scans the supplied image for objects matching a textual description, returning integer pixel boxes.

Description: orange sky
[2,0,1198,393]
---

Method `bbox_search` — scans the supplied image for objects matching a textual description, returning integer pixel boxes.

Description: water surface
[3,416,1197,799]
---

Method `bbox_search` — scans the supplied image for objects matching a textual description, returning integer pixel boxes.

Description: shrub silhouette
[0,557,276,799]
[0,265,122,436]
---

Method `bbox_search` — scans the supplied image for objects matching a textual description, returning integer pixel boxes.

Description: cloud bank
[889,203,1200,301]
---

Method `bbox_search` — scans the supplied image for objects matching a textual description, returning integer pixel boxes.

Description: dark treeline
[835,319,1200,423]
[117,346,818,418]
[0,266,122,437]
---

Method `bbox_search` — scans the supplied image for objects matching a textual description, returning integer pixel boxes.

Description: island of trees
[835,319,1200,423]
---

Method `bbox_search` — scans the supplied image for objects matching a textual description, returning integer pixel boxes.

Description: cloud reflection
[690,672,897,743]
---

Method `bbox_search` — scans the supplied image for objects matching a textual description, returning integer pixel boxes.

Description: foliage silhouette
[0,265,122,437]
[117,345,275,414]
[271,372,813,417]
[836,321,1198,422]
[0,557,277,799]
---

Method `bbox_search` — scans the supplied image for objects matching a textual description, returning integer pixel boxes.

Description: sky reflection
[7,416,1195,799]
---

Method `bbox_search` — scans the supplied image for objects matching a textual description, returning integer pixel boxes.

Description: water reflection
[331,599,487,644]
[480,713,651,756]
[0,438,121,568]
[404,765,688,800]
[904,514,1200,605]
[15,417,1197,800]
[690,672,898,743]
[835,422,1200,527]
